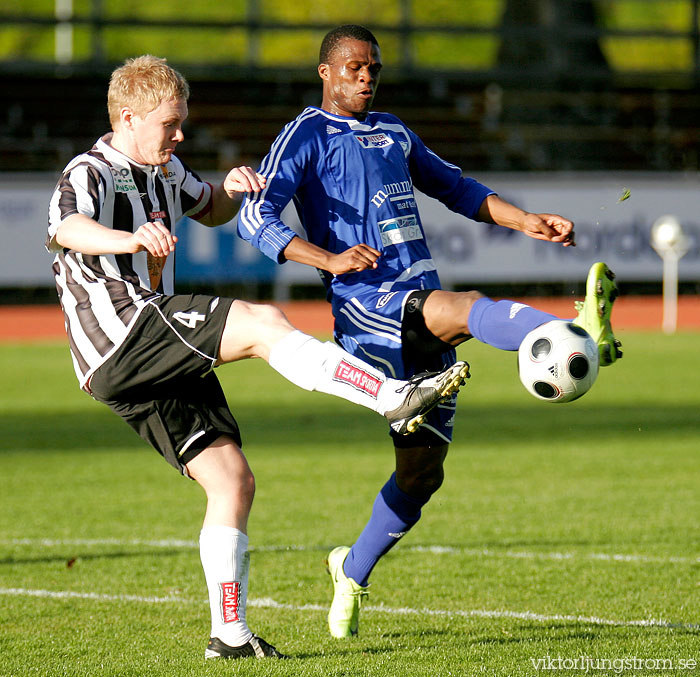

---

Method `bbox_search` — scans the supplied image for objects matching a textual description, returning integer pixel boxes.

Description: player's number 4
[173,310,206,329]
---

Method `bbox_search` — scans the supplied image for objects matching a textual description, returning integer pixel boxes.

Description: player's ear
[120,107,135,129]
[318,63,329,81]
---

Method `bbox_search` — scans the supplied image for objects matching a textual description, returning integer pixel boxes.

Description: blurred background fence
[2,0,699,300]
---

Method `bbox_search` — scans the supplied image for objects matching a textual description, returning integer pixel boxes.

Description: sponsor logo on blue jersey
[371,180,416,208]
[355,132,394,149]
[378,214,423,247]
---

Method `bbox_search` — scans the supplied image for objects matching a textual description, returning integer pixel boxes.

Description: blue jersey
[239,107,494,440]
[237,106,494,304]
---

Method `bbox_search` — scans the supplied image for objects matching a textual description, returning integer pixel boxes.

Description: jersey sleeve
[406,126,495,220]
[176,157,214,220]
[46,160,105,252]
[237,118,313,263]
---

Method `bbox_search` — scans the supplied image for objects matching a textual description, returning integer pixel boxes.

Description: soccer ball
[518,320,599,403]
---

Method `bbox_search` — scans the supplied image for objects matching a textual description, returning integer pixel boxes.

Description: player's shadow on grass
[293,625,603,660]
[2,402,698,453]
[0,411,144,452]
[0,548,189,567]
[292,645,402,660]
[468,624,601,645]
[376,625,598,645]
[456,404,700,442]
[210,402,700,447]
[470,538,612,548]
[0,407,389,452]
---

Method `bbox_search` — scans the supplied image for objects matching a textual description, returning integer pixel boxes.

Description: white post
[651,215,689,335]
[661,252,680,334]
[55,0,73,64]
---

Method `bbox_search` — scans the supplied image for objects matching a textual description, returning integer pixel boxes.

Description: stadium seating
[2,72,699,173]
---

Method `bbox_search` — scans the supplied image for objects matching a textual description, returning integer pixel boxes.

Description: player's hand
[129,221,177,257]
[326,244,381,274]
[521,213,576,247]
[222,166,267,196]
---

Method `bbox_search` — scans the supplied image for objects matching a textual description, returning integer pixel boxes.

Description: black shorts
[89,294,241,474]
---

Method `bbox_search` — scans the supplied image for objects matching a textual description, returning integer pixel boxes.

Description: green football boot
[325,546,369,638]
[574,262,623,366]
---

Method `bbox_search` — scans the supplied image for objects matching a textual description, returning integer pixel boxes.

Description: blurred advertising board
[3,173,699,288]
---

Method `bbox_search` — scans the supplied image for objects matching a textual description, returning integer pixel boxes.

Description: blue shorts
[332,288,458,445]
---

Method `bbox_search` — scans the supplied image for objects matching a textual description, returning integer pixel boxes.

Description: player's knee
[223,300,294,360]
[397,465,445,501]
[231,299,285,327]
[451,290,485,338]
[250,302,294,337]
[422,289,484,343]
[257,302,287,326]
[218,465,255,506]
[239,469,256,504]
[458,290,485,315]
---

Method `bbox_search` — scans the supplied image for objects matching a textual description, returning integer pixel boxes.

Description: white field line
[2,538,698,566]
[0,587,697,632]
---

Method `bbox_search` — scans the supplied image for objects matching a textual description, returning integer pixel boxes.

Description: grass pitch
[1,332,698,676]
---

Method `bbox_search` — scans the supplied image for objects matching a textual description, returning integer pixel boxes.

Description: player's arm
[283,236,380,275]
[237,119,376,273]
[196,166,267,227]
[405,125,575,247]
[407,125,493,219]
[236,118,324,264]
[55,212,176,257]
[476,194,576,247]
[48,163,175,257]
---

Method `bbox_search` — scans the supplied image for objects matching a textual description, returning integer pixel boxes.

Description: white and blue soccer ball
[518,320,599,403]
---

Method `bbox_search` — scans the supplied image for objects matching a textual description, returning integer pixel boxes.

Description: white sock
[199,525,253,647]
[267,330,406,414]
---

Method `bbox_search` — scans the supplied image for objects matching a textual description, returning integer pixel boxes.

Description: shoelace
[348,588,369,602]
[395,369,443,394]
[335,573,370,597]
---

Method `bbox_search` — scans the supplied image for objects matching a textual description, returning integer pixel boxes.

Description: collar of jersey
[307,106,378,130]
[97,132,164,171]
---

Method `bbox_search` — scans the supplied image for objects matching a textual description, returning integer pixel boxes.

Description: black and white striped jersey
[46,133,213,389]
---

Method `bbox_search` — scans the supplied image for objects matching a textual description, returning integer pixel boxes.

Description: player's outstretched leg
[384,361,470,435]
[269,330,469,434]
[326,546,369,638]
[573,262,623,366]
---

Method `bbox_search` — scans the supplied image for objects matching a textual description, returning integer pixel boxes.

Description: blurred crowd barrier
[3,172,699,295]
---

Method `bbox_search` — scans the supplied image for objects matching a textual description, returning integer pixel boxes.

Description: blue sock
[468,297,559,351]
[343,473,426,587]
